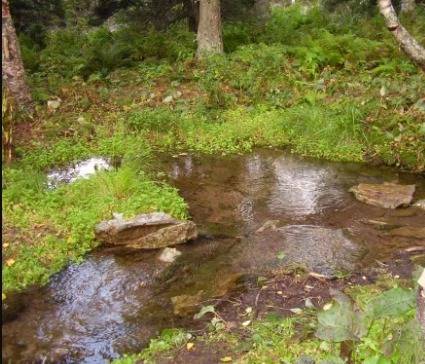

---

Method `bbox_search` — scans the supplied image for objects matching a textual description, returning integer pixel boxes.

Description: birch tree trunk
[2,0,32,109]
[378,0,425,70]
[196,0,223,58]
[400,0,416,14]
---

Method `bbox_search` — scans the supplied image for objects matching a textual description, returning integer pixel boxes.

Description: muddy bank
[2,150,425,363]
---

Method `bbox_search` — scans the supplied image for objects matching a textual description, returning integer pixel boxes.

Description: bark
[400,0,416,13]
[378,0,425,70]
[254,0,270,23]
[2,0,32,109]
[196,0,223,58]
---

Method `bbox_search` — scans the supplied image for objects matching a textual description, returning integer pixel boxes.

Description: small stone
[290,308,303,315]
[47,98,62,111]
[158,247,182,263]
[163,95,173,103]
[305,298,314,308]
[173,90,183,98]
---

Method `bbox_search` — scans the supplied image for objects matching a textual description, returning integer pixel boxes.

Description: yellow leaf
[2,293,6,301]
[6,258,15,267]
[186,342,195,351]
[221,357,232,362]
[3,243,10,248]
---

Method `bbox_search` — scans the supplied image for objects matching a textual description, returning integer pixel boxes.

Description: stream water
[2,150,425,363]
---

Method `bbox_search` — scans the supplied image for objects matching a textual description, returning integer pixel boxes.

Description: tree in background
[378,0,425,70]
[196,0,223,58]
[254,0,270,23]
[2,0,32,109]
[400,0,416,13]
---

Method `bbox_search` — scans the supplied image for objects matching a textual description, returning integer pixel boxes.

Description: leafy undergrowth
[112,275,424,364]
[19,6,425,171]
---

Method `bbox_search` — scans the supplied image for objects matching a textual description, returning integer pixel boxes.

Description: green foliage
[23,23,195,81]
[112,329,188,364]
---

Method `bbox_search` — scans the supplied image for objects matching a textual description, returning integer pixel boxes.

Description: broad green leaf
[365,287,415,318]
[363,355,391,364]
[315,295,360,342]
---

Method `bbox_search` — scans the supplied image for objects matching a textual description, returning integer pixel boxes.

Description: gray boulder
[95,212,198,249]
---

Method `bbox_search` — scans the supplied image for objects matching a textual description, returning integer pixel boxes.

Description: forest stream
[2,150,425,363]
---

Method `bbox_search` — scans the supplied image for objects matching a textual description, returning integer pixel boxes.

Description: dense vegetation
[2,1,425,363]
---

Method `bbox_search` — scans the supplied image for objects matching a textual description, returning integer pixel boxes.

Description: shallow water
[3,150,425,363]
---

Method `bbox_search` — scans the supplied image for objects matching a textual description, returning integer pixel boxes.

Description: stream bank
[2,150,425,363]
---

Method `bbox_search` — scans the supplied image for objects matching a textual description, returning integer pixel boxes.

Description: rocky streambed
[2,150,425,363]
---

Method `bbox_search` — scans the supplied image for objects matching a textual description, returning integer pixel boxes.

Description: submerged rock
[389,226,425,240]
[158,247,182,263]
[170,273,244,316]
[95,212,198,249]
[349,182,415,209]
[275,226,363,278]
[171,291,204,316]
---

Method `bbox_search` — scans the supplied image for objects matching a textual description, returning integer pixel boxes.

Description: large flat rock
[95,212,198,249]
[349,182,415,209]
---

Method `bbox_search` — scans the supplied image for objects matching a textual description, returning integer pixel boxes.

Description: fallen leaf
[2,293,6,301]
[242,320,251,327]
[290,308,303,315]
[323,303,333,311]
[276,251,286,260]
[245,307,252,314]
[3,243,10,248]
[6,259,15,267]
[221,357,232,362]
[186,342,195,351]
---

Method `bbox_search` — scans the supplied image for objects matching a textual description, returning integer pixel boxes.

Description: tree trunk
[254,0,270,23]
[2,0,32,109]
[400,0,416,14]
[196,0,223,58]
[378,0,425,70]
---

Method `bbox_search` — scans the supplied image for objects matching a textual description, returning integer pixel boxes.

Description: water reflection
[47,157,111,188]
